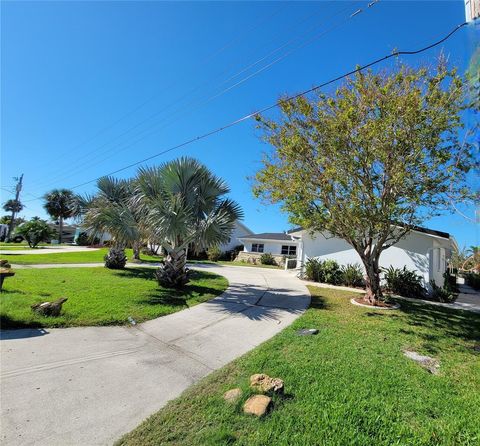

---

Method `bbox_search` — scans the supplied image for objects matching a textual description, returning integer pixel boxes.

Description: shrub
[429,280,457,303]
[104,247,127,269]
[207,246,222,262]
[321,259,342,284]
[465,272,480,290]
[14,219,56,248]
[443,271,459,294]
[382,266,426,298]
[305,258,322,281]
[340,263,364,287]
[76,232,100,246]
[304,258,342,284]
[260,253,276,265]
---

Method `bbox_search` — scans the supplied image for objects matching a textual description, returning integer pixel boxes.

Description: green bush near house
[382,266,426,299]
[207,246,222,262]
[260,252,276,265]
[304,258,342,285]
[340,263,364,287]
[465,272,480,290]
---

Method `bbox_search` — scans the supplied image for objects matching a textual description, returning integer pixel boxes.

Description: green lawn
[117,287,480,446]
[1,248,162,264]
[1,267,228,328]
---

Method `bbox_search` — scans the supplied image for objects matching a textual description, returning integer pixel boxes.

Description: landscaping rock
[31,298,68,317]
[223,388,242,404]
[250,374,284,394]
[403,350,440,375]
[243,395,271,417]
[0,264,15,290]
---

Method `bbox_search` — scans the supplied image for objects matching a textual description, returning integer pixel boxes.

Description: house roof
[287,224,450,240]
[239,232,298,242]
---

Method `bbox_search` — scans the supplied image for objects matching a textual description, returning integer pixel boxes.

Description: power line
[26,3,290,182]
[30,2,355,191]
[24,21,468,201]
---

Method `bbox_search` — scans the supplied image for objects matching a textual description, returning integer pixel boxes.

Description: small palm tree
[43,189,75,244]
[79,177,144,268]
[134,157,243,288]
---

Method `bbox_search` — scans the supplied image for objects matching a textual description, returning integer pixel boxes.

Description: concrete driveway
[0,265,310,446]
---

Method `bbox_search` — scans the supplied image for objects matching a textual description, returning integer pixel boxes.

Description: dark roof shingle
[239,232,297,241]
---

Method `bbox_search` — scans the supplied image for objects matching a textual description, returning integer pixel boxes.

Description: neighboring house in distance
[80,220,253,252]
[239,226,457,286]
[218,220,253,252]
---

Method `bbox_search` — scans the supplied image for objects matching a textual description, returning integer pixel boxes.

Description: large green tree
[254,61,476,304]
[43,189,75,244]
[134,157,243,288]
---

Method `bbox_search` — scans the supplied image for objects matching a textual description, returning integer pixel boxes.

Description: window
[251,243,264,253]
[281,245,297,256]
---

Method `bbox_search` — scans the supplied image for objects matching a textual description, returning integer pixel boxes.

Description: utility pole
[6,173,23,242]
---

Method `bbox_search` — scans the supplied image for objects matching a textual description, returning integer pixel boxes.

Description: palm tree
[3,199,24,241]
[79,177,144,268]
[43,189,75,244]
[133,157,243,288]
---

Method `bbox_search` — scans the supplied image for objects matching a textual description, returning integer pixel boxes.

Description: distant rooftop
[239,232,298,241]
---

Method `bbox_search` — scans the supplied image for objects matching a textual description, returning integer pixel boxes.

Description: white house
[238,226,457,286]
[218,220,253,252]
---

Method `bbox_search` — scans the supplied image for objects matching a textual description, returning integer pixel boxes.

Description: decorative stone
[296,328,319,336]
[0,264,15,290]
[223,388,242,404]
[250,374,284,394]
[243,395,271,417]
[403,350,440,375]
[31,297,68,317]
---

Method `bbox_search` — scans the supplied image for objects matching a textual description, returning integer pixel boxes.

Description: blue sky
[1,1,478,248]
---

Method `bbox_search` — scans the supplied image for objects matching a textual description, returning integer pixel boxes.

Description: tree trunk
[6,211,15,242]
[361,255,383,305]
[155,247,189,288]
[132,241,141,261]
[58,217,63,244]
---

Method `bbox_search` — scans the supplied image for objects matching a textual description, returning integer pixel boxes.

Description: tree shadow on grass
[111,267,156,281]
[365,299,480,354]
[0,289,27,295]
[309,295,330,310]
[0,314,49,336]
[398,300,479,342]
[134,269,226,307]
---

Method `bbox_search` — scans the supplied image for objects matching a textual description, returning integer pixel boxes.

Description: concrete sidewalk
[0,265,310,446]
[0,246,100,255]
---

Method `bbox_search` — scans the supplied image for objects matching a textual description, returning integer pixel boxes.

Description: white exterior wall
[218,221,253,252]
[242,240,297,256]
[295,230,450,286]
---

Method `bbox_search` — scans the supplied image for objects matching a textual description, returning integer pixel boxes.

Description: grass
[2,250,280,268]
[117,286,480,446]
[0,248,162,264]
[0,267,228,328]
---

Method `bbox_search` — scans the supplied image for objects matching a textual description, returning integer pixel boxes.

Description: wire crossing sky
[1,1,478,247]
